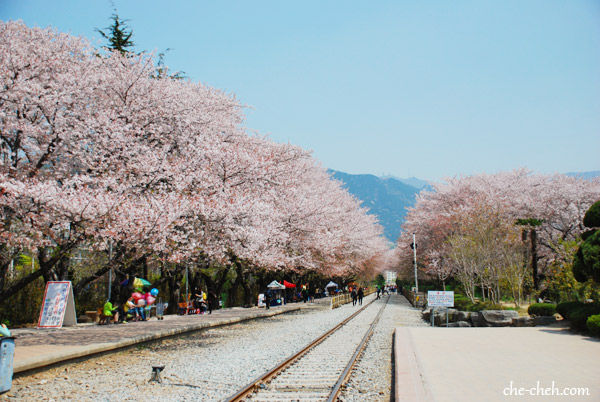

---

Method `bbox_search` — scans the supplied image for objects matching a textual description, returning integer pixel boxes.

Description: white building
[385,270,397,286]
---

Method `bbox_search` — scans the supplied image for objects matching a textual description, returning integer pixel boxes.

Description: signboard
[37,281,77,328]
[427,290,454,308]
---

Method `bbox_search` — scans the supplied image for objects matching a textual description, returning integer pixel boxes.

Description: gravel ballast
[8,293,426,401]
[9,297,375,401]
[340,294,427,402]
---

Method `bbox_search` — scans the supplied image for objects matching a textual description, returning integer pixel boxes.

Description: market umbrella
[133,277,152,289]
[283,280,296,288]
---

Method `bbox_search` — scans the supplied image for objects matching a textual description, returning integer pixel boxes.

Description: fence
[330,288,375,309]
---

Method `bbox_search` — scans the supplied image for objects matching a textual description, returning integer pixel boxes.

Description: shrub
[569,303,600,331]
[556,301,584,320]
[528,303,556,316]
[587,314,600,337]
[454,294,472,311]
[453,295,502,311]
[583,200,600,228]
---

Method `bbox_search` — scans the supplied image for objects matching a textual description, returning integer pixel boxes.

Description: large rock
[512,316,534,327]
[479,310,519,327]
[455,310,470,322]
[470,312,486,327]
[446,308,458,321]
[443,320,471,327]
[423,308,456,325]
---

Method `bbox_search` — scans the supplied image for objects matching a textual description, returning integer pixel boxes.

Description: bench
[85,310,101,323]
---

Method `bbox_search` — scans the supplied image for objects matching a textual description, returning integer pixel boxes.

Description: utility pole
[412,233,419,293]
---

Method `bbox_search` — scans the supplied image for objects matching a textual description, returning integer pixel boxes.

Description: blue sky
[2,1,599,180]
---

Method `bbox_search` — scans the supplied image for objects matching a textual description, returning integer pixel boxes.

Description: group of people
[190,288,216,315]
[376,285,397,299]
[350,287,365,306]
[102,288,160,324]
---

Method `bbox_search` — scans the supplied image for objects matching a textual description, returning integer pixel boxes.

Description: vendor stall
[325,281,339,296]
[266,281,286,306]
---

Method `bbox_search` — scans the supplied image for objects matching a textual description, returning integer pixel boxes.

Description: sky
[2,0,599,181]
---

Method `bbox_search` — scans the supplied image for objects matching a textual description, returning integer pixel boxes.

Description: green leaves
[96,13,135,54]
[583,200,600,228]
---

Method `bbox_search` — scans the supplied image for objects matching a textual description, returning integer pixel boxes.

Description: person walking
[207,291,216,314]
[265,291,271,310]
[351,288,357,306]
[357,287,364,305]
[376,286,381,300]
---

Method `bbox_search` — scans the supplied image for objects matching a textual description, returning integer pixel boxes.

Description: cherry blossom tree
[397,169,600,300]
[0,21,390,309]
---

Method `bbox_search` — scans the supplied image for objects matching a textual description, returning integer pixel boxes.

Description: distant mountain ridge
[329,170,421,242]
[565,170,600,180]
[331,169,599,243]
[381,175,430,189]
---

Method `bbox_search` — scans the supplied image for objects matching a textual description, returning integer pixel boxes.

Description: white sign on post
[427,290,454,307]
[37,281,77,328]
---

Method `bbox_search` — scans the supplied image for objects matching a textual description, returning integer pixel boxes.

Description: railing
[401,287,426,308]
[330,288,375,309]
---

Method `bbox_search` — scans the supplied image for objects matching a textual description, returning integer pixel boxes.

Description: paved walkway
[395,323,600,401]
[11,299,328,374]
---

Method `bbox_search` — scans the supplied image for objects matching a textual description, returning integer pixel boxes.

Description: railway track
[226,295,390,402]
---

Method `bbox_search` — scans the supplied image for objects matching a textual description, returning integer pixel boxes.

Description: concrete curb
[14,307,300,374]
[393,327,431,401]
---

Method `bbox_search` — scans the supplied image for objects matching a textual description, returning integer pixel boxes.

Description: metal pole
[413,233,418,293]
[185,264,189,305]
[108,241,113,300]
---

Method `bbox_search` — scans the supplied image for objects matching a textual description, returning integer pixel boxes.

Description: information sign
[37,281,77,328]
[427,290,454,308]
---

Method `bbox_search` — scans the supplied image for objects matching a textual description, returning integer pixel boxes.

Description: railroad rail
[226,295,389,401]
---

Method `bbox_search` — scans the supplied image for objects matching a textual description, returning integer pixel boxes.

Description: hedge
[527,303,556,317]
[587,314,600,337]
[569,303,600,331]
[556,301,584,320]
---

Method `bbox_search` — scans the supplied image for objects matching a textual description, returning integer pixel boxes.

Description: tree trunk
[531,229,538,290]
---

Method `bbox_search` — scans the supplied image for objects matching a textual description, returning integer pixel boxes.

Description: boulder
[455,310,470,322]
[512,316,534,327]
[446,308,459,321]
[470,312,486,327]
[479,310,519,327]
[533,315,557,326]
[443,320,471,327]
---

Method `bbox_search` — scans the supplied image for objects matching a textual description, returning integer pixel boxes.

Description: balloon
[132,292,143,301]
[145,295,156,306]
[150,288,159,297]
[136,299,146,307]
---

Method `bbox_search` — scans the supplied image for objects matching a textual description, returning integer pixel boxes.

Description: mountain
[331,169,598,243]
[565,170,600,180]
[381,175,431,189]
[330,170,422,242]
